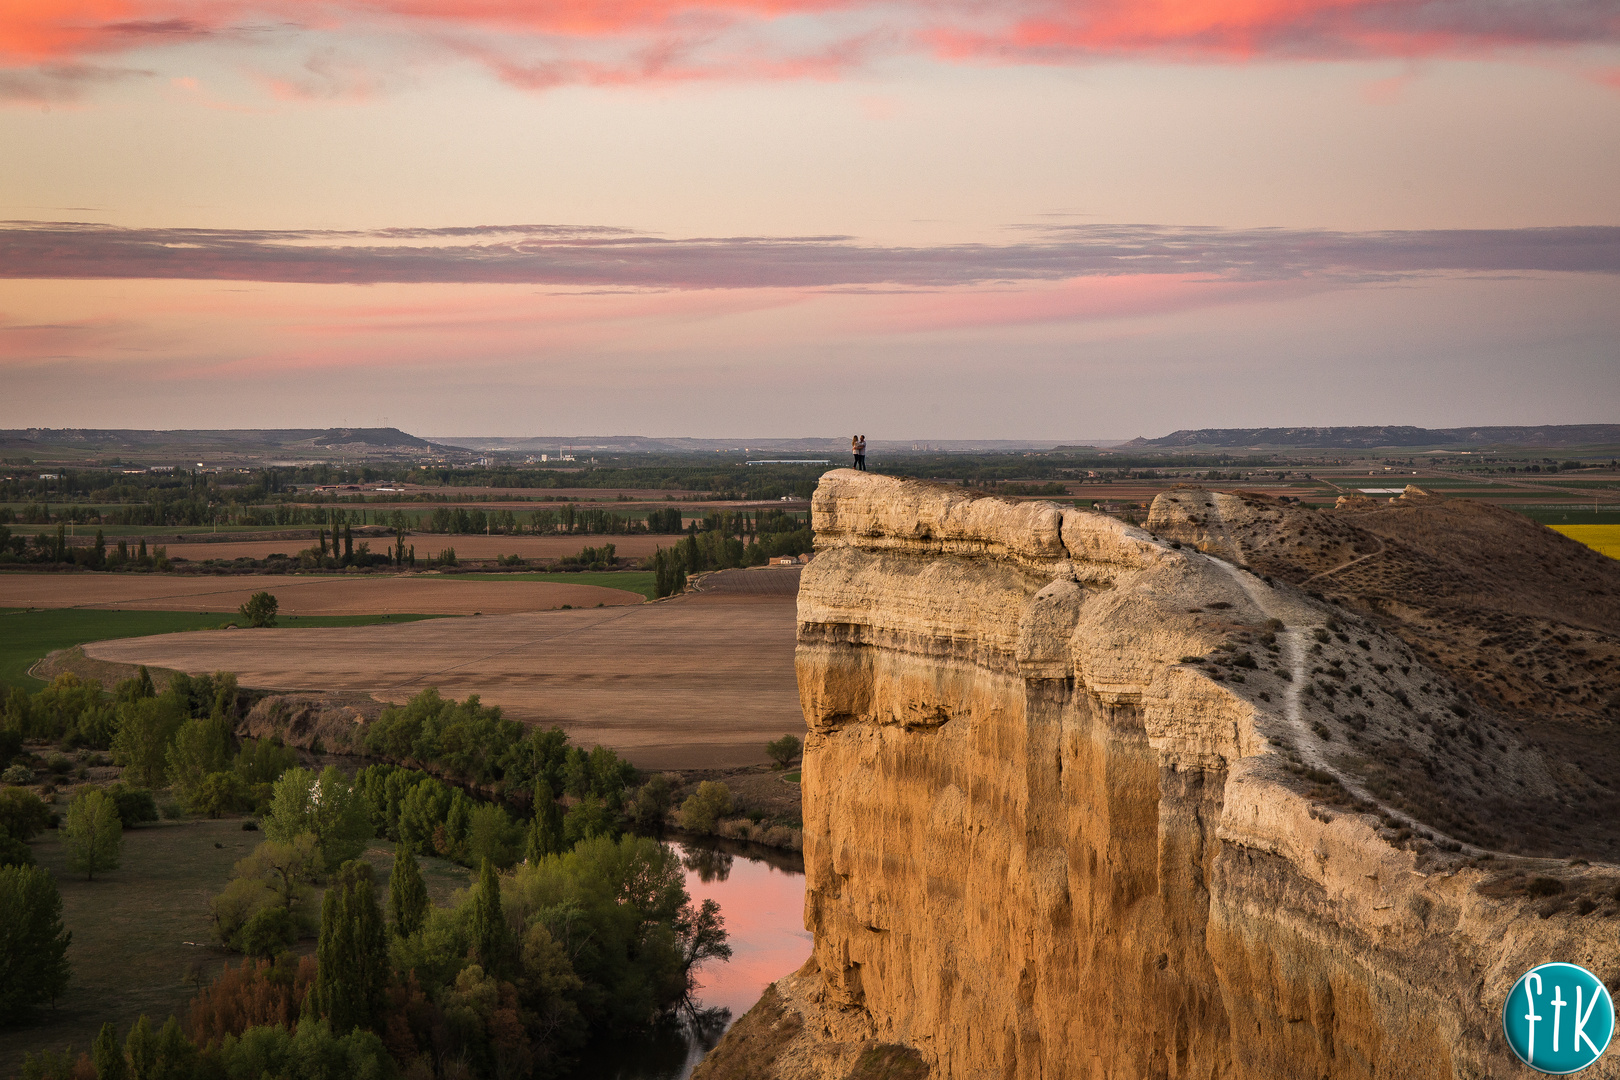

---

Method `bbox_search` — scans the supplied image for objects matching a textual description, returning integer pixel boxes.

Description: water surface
[595,838,810,1080]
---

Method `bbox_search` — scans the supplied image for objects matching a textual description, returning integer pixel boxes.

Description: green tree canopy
[469,858,511,979]
[64,788,123,880]
[167,712,234,799]
[309,861,388,1035]
[111,693,187,789]
[263,766,373,871]
[239,591,278,628]
[765,733,803,770]
[678,781,733,835]
[388,841,428,939]
[0,863,72,1021]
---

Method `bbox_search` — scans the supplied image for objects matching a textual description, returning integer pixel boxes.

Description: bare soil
[0,573,644,615]
[83,592,802,770]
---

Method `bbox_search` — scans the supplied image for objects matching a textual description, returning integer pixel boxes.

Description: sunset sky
[2,1,1617,439]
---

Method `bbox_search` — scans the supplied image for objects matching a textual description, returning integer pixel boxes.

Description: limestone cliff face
[696,471,1620,1080]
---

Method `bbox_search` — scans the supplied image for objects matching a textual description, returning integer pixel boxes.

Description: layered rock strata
[695,470,1620,1080]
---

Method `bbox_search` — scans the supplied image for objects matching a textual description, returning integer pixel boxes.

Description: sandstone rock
[702,470,1620,1080]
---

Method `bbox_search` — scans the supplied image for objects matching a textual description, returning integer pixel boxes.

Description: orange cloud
[3,0,1615,99]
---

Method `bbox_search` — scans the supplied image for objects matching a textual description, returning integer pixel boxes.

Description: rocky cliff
[695,471,1620,1080]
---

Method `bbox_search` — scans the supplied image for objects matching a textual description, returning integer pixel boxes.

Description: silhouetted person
[856,435,867,471]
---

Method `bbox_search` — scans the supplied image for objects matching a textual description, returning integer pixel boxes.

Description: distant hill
[1124,425,1620,450]
[431,435,1082,454]
[0,427,471,461]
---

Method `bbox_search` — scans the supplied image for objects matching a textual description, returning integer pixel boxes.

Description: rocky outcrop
[238,692,382,753]
[695,471,1620,1080]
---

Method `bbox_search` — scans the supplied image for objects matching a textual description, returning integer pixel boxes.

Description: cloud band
[1,221,1617,289]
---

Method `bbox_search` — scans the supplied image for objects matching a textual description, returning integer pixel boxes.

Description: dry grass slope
[1149,485,1620,860]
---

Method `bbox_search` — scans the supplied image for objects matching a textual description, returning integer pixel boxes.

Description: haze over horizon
[2,0,1616,436]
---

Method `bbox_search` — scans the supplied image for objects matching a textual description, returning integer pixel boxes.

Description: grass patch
[0,819,250,1074]
[0,608,449,691]
[782,771,800,784]
[1551,524,1620,561]
[445,571,658,600]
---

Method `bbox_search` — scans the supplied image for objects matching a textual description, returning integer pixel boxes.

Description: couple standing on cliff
[851,435,867,471]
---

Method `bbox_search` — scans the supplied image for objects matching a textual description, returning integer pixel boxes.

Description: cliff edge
[695,471,1620,1080]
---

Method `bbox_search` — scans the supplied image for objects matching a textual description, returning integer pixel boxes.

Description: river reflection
[589,837,811,1080]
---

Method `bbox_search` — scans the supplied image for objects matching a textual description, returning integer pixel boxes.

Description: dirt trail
[1205,553,1529,860]
[1300,535,1386,585]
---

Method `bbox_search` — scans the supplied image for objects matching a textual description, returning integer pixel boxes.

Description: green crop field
[448,571,659,600]
[0,608,448,690]
[1514,507,1620,526]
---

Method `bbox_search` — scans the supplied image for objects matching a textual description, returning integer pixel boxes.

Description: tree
[167,713,233,799]
[64,789,123,880]
[652,547,686,599]
[0,788,51,846]
[309,860,388,1035]
[0,863,72,1020]
[389,841,428,938]
[122,1014,194,1080]
[469,858,510,978]
[209,836,321,950]
[467,802,520,868]
[111,693,186,788]
[626,774,674,832]
[114,666,156,705]
[263,766,372,870]
[239,591,278,628]
[678,781,733,835]
[92,1021,128,1080]
[235,906,298,960]
[524,778,565,865]
[765,733,803,770]
[674,898,732,1017]
[562,794,614,847]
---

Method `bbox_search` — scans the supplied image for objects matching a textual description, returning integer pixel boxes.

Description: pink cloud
[3,0,1616,100]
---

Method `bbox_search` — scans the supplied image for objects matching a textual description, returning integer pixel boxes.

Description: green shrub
[678,782,733,835]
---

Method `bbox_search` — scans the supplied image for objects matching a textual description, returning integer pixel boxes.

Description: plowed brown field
[83,590,801,769]
[0,573,642,615]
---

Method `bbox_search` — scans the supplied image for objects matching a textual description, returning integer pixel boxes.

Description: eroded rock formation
[695,471,1620,1080]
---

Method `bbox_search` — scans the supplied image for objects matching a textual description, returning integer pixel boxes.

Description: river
[593,838,812,1080]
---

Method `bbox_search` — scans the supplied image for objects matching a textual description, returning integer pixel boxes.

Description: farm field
[85,589,803,770]
[1552,524,1620,560]
[0,573,645,617]
[0,822,471,1077]
[0,607,446,690]
[450,571,658,599]
[160,533,676,562]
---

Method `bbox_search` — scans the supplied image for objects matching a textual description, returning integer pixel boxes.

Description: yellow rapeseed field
[1552,524,1620,561]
